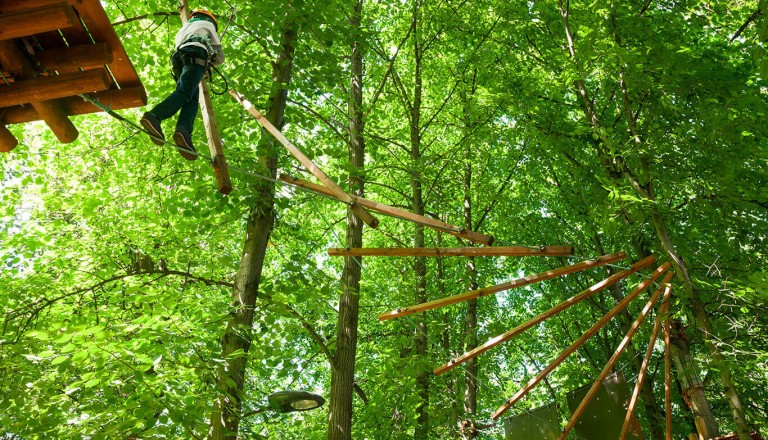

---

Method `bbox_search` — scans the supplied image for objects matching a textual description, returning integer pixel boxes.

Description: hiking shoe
[173,128,197,161]
[140,112,165,146]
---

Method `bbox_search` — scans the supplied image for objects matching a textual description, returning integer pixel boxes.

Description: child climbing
[140,9,225,160]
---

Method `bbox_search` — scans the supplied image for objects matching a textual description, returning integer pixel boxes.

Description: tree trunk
[207,23,298,440]
[327,1,366,438]
[411,5,429,437]
[460,85,478,440]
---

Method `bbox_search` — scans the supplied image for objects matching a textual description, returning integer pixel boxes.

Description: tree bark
[327,1,366,438]
[207,23,297,440]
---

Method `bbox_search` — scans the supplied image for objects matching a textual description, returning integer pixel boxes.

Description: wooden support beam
[0,124,18,152]
[0,3,76,41]
[433,254,652,375]
[0,40,78,143]
[620,288,671,440]
[232,91,379,227]
[384,252,626,322]
[179,2,232,194]
[281,174,494,244]
[328,246,572,257]
[559,272,675,440]
[36,43,113,72]
[2,87,147,123]
[490,262,672,420]
[0,69,112,107]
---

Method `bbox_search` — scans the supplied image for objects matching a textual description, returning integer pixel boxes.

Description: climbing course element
[559,271,675,440]
[328,245,569,257]
[230,89,380,229]
[381,252,627,322]
[0,0,147,151]
[491,261,672,420]
[282,174,494,245]
[433,254,655,375]
[179,0,232,195]
[620,281,673,440]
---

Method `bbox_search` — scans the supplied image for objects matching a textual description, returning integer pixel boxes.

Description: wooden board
[0,68,112,107]
[328,246,573,257]
[0,2,76,41]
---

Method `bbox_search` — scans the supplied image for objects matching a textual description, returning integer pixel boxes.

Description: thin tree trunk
[327,1,366,438]
[207,23,297,440]
[460,84,478,440]
[557,2,753,437]
[411,4,429,436]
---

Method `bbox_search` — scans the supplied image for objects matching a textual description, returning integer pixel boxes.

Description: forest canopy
[1,0,767,439]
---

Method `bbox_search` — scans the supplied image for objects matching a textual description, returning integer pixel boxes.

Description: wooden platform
[0,0,147,151]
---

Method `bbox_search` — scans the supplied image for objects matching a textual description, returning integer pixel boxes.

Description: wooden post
[560,272,675,440]
[329,246,573,257]
[383,252,626,322]
[619,286,672,440]
[36,43,113,72]
[0,69,112,107]
[491,262,672,420]
[179,1,232,195]
[433,255,654,376]
[0,124,18,152]
[281,174,493,244]
[0,40,78,143]
[231,90,379,227]
[0,3,77,41]
[664,299,673,440]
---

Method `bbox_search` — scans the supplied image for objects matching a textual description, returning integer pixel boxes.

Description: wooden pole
[560,272,675,440]
[179,1,232,195]
[329,246,573,257]
[619,285,672,440]
[491,262,672,420]
[384,252,626,322]
[231,91,379,228]
[433,255,654,376]
[0,69,112,107]
[281,174,493,245]
[0,2,77,41]
[0,40,78,143]
[664,298,673,440]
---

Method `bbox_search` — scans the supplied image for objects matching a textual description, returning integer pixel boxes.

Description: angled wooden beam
[620,284,672,440]
[559,272,675,440]
[232,91,379,227]
[0,2,77,41]
[491,262,672,420]
[281,174,494,244]
[179,2,232,194]
[384,252,626,323]
[0,69,112,107]
[433,254,652,375]
[0,124,18,152]
[0,40,78,142]
[329,246,572,257]
[664,299,673,440]
[36,43,113,72]
[2,87,146,124]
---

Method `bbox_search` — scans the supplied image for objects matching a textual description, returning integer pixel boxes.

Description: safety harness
[175,34,215,68]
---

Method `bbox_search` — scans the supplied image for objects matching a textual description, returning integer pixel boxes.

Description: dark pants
[149,46,207,133]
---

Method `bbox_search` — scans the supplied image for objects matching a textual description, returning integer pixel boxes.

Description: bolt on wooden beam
[491,261,672,420]
[385,252,627,323]
[328,246,573,257]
